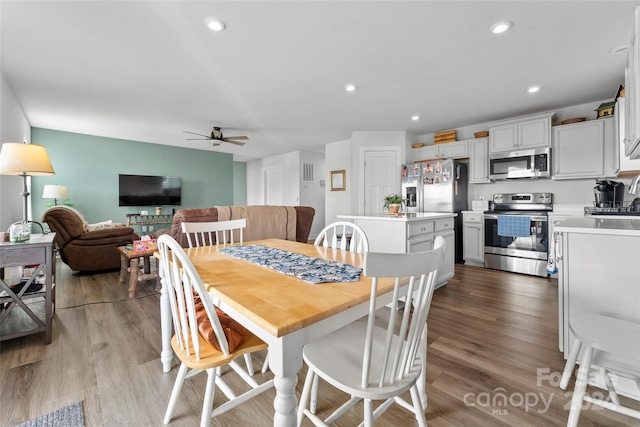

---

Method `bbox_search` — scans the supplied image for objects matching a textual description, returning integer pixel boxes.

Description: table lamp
[42,184,68,206]
[0,142,55,222]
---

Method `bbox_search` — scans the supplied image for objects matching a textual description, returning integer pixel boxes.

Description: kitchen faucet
[629,173,640,197]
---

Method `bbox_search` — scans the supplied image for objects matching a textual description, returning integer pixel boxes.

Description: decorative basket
[560,117,586,125]
[474,131,489,138]
[434,130,456,144]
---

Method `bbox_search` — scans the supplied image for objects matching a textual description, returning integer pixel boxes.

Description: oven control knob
[538,193,551,203]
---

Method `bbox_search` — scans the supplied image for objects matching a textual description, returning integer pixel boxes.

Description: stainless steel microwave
[489,147,551,180]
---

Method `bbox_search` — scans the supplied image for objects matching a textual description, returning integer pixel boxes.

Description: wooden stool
[118,246,159,298]
[560,312,640,427]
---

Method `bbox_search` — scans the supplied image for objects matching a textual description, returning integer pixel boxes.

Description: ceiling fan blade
[183,131,211,138]
[225,135,249,140]
[224,139,246,146]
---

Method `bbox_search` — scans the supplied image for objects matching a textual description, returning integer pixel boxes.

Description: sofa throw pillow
[85,220,115,232]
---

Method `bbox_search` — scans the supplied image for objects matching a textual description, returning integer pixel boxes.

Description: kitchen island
[337,212,457,286]
[555,217,640,400]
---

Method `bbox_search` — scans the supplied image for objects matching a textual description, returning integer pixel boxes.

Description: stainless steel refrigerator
[402,159,468,262]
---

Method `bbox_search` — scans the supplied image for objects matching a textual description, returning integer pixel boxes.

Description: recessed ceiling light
[609,44,630,54]
[345,84,357,92]
[527,85,541,93]
[411,115,420,121]
[490,21,512,34]
[207,19,226,32]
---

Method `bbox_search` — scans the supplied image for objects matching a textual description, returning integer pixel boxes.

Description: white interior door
[362,148,400,215]
[264,166,284,205]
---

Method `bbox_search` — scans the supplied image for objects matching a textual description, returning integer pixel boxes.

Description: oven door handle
[484,214,548,222]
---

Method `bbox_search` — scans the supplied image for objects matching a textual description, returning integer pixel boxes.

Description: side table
[0,233,56,344]
[118,246,159,298]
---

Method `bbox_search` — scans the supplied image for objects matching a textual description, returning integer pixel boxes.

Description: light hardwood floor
[1,258,638,426]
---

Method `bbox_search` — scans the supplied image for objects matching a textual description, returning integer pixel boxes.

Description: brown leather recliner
[41,206,138,272]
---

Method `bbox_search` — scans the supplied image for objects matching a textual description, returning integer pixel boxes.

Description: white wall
[324,131,418,223]
[324,139,352,224]
[247,151,299,205]
[246,150,326,239]
[0,72,31,229]
[299,151,325,239]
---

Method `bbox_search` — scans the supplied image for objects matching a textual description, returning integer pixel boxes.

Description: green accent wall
[31,128,244,225]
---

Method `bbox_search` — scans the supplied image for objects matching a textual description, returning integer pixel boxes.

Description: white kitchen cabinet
[552,117,617,179]
[414,140,469,161]
[626,6,640,159]
[547,211,582,351]
[337,213,456,287]
[489,112,554,153]
[617,95,640,172]
[435,217,455,283]
[556,218,640,400]
[462,211,484,266]
[469,138,490,183]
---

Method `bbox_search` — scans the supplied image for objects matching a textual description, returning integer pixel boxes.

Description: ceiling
[2,1,638,162]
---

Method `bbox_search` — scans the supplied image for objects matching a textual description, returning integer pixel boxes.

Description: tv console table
[126,214,173,232]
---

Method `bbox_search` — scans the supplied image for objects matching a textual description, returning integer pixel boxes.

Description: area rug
[15,401,84,427]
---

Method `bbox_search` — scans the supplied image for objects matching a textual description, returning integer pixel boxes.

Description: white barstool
[559,312,640,427]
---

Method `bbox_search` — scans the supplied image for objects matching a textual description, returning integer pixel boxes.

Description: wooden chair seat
[171,333,267,371]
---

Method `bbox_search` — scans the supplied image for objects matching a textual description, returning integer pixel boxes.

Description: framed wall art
[330,169,346,191]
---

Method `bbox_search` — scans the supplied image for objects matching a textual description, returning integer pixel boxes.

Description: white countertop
[555,217,640,237]
[338,212,457,222]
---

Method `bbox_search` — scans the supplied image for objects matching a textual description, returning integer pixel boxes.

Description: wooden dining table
[158,238,424,427]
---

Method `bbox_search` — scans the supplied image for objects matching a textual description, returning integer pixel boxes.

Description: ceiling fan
[184,127,248,146]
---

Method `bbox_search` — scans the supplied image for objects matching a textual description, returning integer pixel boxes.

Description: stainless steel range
[484,193,553,277]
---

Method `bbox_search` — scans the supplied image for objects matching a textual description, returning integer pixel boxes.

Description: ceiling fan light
[207,19,226,32]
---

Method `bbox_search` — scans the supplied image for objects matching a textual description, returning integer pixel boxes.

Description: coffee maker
[594,179,624,207]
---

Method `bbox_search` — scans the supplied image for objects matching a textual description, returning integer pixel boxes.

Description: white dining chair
[181,218,246,248]
[559,312,640,427]
[291,220,371,409]
[181,218,254,375]
[261,221,370,377]
[297,236,446,427]
[156,235,273,427]
[314,221,369,253]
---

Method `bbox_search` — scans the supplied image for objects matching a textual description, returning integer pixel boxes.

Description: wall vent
[302,162,314,182]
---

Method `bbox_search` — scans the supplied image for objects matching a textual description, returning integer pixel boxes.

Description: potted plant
[383,193,406,214]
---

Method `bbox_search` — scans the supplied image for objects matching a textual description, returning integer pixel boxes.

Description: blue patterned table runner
[219,245,362,284]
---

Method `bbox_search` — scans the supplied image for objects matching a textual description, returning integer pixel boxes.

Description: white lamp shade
[0,142,55,175]
[43,184,68,200]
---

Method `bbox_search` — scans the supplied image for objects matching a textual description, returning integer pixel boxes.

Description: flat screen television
[118,174,181,207]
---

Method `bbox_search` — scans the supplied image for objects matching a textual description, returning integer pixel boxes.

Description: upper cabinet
[552,117,618,180]
[489,112,555,153]
[469,138,490,183]
[626,7,640,159]
[414,140,469,162]
[617,97,640,172]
